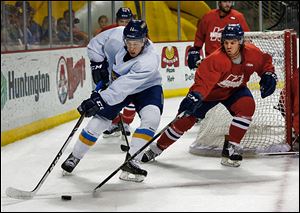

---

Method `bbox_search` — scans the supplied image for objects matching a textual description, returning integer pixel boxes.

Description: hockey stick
[258,151,299,156]
[118,114,130,152]
[96,81,129,151]
[93,111,185,193]
[94,81,103,93]
[6,81,104,199]
[6,114,85,199]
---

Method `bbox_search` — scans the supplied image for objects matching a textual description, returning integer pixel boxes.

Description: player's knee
[139,105,161,131]
[85,116,112,138]
[231,97,255,117]
[172,116,197,133]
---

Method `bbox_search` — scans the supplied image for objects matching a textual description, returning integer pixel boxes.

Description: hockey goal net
[189,30,297,157]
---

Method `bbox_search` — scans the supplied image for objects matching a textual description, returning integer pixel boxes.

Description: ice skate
[221,137,243,167]
[119,154,147,182]
[141,143,163,163]
[103,124,121,138]
[61,153,80,174]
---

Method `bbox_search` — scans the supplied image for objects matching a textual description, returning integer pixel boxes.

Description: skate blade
[221,157,241,167]
[102,132,121,138]
[119,171,145,182]
[141,157,156,163]
[62,170,72,176]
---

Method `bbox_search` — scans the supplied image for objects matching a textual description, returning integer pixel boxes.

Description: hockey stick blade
[118,114,130,153]
[6,187,35,199]
[120,144,129,152]
[6,114,85,200]
[259,151,299,156]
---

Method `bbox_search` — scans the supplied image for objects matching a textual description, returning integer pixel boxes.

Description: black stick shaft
[93,112,184,192]
[118,113,130,148]
[31,114,85,194]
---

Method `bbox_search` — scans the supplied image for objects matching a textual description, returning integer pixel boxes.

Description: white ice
[1,97,299,212]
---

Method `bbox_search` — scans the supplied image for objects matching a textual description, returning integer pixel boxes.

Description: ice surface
[1,97,299,212]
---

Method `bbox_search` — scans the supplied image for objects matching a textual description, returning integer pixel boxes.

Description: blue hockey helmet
[116,7,133,19]
[221,24,244,45]
[123,20,148,40]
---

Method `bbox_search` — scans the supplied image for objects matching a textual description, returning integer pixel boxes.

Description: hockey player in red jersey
[142,24,278,167]
[187,1,250,70]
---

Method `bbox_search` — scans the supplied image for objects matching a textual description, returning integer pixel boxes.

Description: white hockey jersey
[87,26,162,106]
[87,26,125,71]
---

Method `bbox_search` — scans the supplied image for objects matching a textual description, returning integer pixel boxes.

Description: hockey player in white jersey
[61,20,163,182]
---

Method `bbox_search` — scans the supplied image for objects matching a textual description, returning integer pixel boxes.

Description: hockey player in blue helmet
[98,8,135,139]
[99,7,133,33]
[221,24,245,59]
[101,20,149,139]
[61,19,163,182]
[116,7,133,26]
[221,23,244,45]
[123,19,149,57]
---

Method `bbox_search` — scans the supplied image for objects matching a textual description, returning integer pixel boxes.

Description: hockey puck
[61,195,72,200]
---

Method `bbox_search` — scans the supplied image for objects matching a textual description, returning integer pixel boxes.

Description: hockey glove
[77,92,106,117]
[259,72,277,98]
[91,60,109,89]
[178,91,203,115]
[187,47,202,70]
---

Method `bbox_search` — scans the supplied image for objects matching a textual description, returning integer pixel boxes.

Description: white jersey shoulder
[100,40,162,106]
[87,26,125,63]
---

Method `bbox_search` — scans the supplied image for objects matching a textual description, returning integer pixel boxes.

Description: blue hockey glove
[77,92,106,117]
[91,60,109,89]
[187,47,201,70]
[178,91,203,115]
[259,72,277,98]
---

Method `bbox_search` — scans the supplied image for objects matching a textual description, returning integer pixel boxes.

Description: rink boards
[1,41,195,146]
